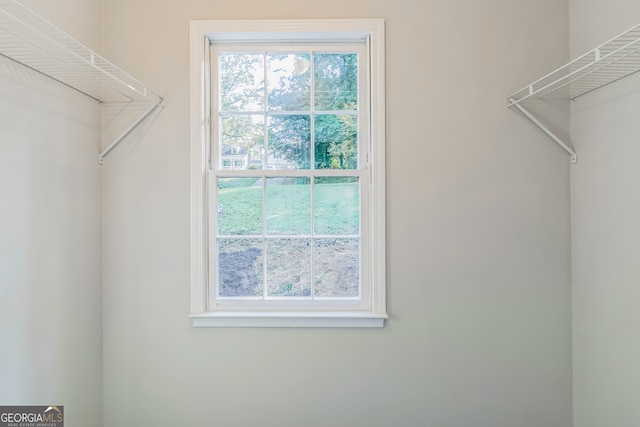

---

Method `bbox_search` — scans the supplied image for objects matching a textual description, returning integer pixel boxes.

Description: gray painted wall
[0,1,103,426]
[570,2,640,426]
[100,0,573,426]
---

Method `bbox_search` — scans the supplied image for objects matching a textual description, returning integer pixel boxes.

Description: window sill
[190,311,387,328]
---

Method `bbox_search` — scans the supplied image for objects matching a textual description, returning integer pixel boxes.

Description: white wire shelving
[508,22,640,163]
[0,0,164,164]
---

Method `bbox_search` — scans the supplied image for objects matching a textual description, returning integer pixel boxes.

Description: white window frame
[189,19,386,327]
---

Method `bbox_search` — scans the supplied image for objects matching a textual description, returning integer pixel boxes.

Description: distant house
[266,151,295,170]
[220,145,249,169]
[221,145,298,170]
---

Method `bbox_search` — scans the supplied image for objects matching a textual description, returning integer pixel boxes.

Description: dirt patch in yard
[218,239,359,298]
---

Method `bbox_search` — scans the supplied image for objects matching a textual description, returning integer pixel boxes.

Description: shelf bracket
[98,101,163,165]
[1,0,166,166]
[508,98,577,164]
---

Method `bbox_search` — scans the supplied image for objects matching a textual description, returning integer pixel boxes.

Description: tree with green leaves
[268,53,358,169]
[218,51,359,170]
[219,54,265,166]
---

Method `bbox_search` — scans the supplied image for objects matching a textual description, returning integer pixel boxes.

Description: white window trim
[189,19,386,327]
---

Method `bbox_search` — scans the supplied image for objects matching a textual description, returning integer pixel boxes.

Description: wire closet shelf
[507,21,640,164]
[508,22,640,106]
[0,0,163,163]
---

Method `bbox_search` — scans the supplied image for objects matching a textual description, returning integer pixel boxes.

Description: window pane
[314,239,359,297]
[314,177,359,235]
[267,238,311,297]
[219,53,264,111]
[266,177,310,235]
[220,114,264,170]
[218,178,263,235]
[218,239,263,297]
[314,115,357,169]
[267,53,311,111]
[314,53,357,111]
[268,114,311,169]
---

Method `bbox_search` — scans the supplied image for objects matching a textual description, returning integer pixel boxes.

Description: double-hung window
[190,20,386,327]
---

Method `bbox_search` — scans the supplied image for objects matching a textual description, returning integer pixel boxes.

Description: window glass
[190,20,386,326]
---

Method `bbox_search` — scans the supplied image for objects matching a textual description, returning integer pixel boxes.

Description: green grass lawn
[218,178,359,235]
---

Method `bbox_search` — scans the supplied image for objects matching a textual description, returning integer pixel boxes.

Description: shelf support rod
[508,98,577,164]
[99,101,163,164]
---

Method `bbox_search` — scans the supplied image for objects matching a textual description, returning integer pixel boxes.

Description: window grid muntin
[210,41,369,310]
[213,42,364,171]
[214,172,364,302]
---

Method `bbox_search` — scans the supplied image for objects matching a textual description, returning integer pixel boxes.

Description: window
[189,20,386,327]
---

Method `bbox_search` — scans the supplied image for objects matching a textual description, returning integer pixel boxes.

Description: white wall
[570,2,640,427]
[100,1,573,426]
[0,1,103,426]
